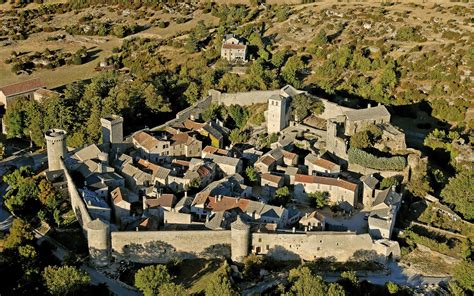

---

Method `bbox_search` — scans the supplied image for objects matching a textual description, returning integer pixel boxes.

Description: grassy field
[174,259,226,294]
[401,247,459,276]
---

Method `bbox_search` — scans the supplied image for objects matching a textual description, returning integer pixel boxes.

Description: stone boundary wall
[60,159,92,232]
[150,95,212,132]
[210,89,280,106]
[111,230,232,263]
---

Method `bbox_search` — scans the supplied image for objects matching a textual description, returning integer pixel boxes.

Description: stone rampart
[60,159,92,232]
[111,230,232,263]
[251,232,385,261]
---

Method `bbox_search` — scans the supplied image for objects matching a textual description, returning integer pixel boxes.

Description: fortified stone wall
[111,230,232,263]
[60,159,92,232]
[251,232,390,262]
[150,95,212,132]
[210,89,280,106]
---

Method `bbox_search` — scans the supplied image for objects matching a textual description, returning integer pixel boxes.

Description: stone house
[201,145,231,158]
[120,163,153,194]
[343,105,391,136]
[0,78,45,109]
[299,211,326,231]
[305,154,341,176]
[255,155,277,173]
[260,173,284,196]
[203,154,242,175]
[111,186,139,227]
[294,174,359,210]
[361,174,379,210]
[143,193,177,222]
[85,172,125,199]
[368,187,401,239]
[221,34,247,62]
[44,169,68,197]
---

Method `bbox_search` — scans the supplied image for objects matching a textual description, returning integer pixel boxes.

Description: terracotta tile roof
[145,194,176,208]
[259,155,276,167]
[282,151,297,160]
[222,43,246,50]
[192,191,211,206]
[0,78,45,97]
[197,165,212,177]
[183,119,204,131]
[207,196,250,212]
[313,158,338,170]
[137,158,160,176]
[172,159,190,167]
[133,131,162,151]
[261,173,283,184]
[294,174,358,192]
[203,146,229,156]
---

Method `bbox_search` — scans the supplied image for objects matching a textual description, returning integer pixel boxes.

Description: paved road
[35,233,139,296]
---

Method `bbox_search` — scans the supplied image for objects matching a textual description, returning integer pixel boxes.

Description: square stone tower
[267,95,290,134]
[100,115,123,145]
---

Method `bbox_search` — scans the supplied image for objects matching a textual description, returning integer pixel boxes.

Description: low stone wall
[111,230,232,263]
[210,89,280,106]
[60,159,92,232]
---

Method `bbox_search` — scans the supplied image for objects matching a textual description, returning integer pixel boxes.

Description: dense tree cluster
[3,167,74,227]
[347,148,407,171]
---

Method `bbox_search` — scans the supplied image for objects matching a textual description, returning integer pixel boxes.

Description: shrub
[348,148,406,171]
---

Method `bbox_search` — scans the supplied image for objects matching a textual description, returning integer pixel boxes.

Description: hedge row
[348,147,406,171]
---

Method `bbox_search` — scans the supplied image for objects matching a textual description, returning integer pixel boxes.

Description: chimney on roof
[292,227,295,233]
[184,191,188,198]
[367,103,371,108]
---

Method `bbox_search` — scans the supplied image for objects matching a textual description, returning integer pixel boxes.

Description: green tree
[4,218,34,249]
[160,283,188,296]
[453,260,474,292]
[274,186,291,206]
[386,281,399,294]
[184,32,199,53]
[42,266,90,296]
[291,94,324,121]
[245,166,258,184]
[229,128,249,144]
[205,274,237,296]
[441,170,474,220]
[287,266,343,296]
[281,55,305,88]
[135,265,173,296]
[380,176,400,190]
[448,281,466,296]
[350,131,371,149]
[184,82,201,105]
[308,192,328,209]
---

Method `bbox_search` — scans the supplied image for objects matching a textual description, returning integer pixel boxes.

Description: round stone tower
[231,215,251,262]
[87,219,110,267]
[45,129,67,171]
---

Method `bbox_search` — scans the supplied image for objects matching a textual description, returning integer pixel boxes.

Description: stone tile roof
[222,43,246,50]
[73,144,101,162]
[205,154,241,167]
[0,78,45,96]
[146,194,176,208]
[343,105,390,122]
[133,131,162,151]
[259,155,276,167]
[261,173,283,184]
[313,158,338,170]
[294,174,358,192]
[183,119,204,131]
[282,150,297,160]
[361,175,379,189]
[202,146,229,156]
